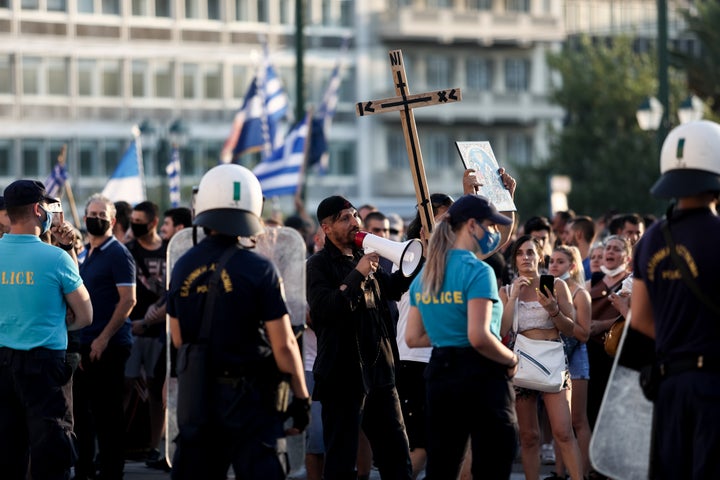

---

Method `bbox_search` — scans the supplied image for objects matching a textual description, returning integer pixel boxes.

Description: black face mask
[86,217,111,236]
[130,222,150,238]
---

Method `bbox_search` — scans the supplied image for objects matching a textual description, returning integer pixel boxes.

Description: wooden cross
[356,49,461,235]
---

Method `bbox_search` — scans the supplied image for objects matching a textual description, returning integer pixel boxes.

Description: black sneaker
[146,456,171,472]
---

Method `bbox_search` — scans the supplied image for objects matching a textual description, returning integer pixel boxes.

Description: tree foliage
[671,0,720,117]
[515,36,679,219]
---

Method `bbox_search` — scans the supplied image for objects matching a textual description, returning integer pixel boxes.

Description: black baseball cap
[4,180,60,208]
[447,194,512,226]
[317,195,355,223]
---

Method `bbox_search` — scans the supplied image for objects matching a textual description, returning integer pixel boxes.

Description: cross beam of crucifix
[356,49,461,236]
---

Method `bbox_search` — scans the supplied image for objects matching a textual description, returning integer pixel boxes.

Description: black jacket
[306,238,418,400]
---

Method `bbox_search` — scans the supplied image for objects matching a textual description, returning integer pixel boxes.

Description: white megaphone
[354,231,424,277]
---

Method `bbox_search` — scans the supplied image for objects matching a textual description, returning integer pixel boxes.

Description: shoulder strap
[661,220,720,316]
[197,244,241,341]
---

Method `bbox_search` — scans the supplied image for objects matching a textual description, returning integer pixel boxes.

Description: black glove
[286,396,311,432]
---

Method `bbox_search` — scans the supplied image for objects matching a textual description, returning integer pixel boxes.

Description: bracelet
[57,243,74,251]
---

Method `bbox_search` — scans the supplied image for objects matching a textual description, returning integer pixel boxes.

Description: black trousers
[0,347,75,480]
[73,343,131,480]
[321,383,412,480]
[424,347,518,480]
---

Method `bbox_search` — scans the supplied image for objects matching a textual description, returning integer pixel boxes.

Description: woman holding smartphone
[405,195,517,480]
[499,235,583,480]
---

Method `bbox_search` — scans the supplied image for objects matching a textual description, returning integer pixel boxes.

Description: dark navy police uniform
[168,235,290,480]
[633,207,720,479]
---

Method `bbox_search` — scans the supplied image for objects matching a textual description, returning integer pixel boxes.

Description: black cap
[317,195,355,223]
[447,194,512,227]
[4,180,60,208]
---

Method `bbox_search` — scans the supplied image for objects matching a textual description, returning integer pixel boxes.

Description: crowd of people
[1,119,719,480]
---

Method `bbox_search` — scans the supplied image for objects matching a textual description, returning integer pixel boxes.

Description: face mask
[475,225,501,255]
[86,217,111,236]
[601,264,627,277]
[130,222,150,238]
[39,205,54,235]
[559,272,571,281]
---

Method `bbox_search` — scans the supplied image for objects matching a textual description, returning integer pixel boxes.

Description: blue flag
[221,50,289,163]
[102,135,145,205]
[167,146,181,207]
[252,113,310,197]
[45,161,68,198]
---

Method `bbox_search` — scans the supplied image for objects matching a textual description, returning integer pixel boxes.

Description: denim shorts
[568,343,590,380]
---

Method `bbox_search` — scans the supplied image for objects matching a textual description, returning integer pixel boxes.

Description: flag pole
[295,109,314,209]
[57,144,82,227]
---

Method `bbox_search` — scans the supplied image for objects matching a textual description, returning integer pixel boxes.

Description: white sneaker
[540,443,556,465]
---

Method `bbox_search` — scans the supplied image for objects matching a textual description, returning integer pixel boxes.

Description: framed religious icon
[455,141,516,212]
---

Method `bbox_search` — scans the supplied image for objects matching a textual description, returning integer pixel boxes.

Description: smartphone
[539,274,554,296]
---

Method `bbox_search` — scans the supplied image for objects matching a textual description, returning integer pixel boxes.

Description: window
[257,0,268,22]
[132,0,148,15]
[505,58,529,92]
[0,140,11,176]
[182,63,197,99]
[328,141,355,175]
[207,0,220,19]
[468,0,492,10]
[466,58,493,91]
[506,0,529,12]
[422,133,451,171]
[0,55,12,94]
[235,0,248,20]
[103,140,122,175]
[154,62,173,98]
[78,140,97,176]
[102,0,120,14]
[0,0,9,7]
[132,60,147,97]
[232,65,249,98]
[387,132,406,170]
[22,57,41,95]
[427,0,451,8]
[180,146,195,176]
[203,64,221,99]
[47,58,68,95]
[426,55,452,89]
[101,59,121,97]
[156,0,170,16]
[78,59,96,96]
[507,133,533,166]
[340,0,353,26]
[21,0,39,9]
[77,0,93,13]
[22,140,41,177]
[185,0,198,18]
[279,0,292,24]
[47,0,67,11]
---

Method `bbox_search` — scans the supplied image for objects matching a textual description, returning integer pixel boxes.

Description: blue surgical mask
[39,205,54,235]
[559,272,571,281]
[475,225,501,255]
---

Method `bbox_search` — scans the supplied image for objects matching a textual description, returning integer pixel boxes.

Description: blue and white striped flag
[221,50,289,163]
[102,134,146,205]
[45,161,68,198]
[252,112,310,197]
[167,146,181,207]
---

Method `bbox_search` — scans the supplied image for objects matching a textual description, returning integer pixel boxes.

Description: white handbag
[511,297,567,393]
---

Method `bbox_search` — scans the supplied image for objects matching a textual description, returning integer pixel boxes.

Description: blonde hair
[421,217,459,297]
[554,245,585,285]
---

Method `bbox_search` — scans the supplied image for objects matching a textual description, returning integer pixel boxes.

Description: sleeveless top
[517,300,555,333]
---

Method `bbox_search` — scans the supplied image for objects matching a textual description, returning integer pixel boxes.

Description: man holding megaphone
[307,195,422,480]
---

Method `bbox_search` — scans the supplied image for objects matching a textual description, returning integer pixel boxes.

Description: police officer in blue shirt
[0,179,93,479]
[630,120,720,479]
[168,164,310,480]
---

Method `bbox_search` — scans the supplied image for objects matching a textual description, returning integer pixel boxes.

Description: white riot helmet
[193,164,264,237]
[651,120,720,198]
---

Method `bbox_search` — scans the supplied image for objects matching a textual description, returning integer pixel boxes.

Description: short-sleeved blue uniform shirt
[410,249,502,348]
[79,236,135,346]
[167,235,289,372]
[0,234,84,350]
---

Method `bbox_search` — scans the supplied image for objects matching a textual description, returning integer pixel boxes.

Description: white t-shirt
[396,291,432,363]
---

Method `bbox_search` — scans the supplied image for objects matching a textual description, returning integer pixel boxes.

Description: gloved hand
[286,396,311,433]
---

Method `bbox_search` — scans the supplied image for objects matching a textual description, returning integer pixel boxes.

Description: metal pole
[657,0,669,147]
[295,0,304,124]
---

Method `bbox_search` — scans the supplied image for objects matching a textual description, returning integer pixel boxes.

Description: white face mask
[558,272,571,281]
[601,264,627,277]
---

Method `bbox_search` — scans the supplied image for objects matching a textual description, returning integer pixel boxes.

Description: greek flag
[253,112,309,197]
[45,162,68,198]
[102,136,146,205]
[220,52,289,163]
[167,146,181,207]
